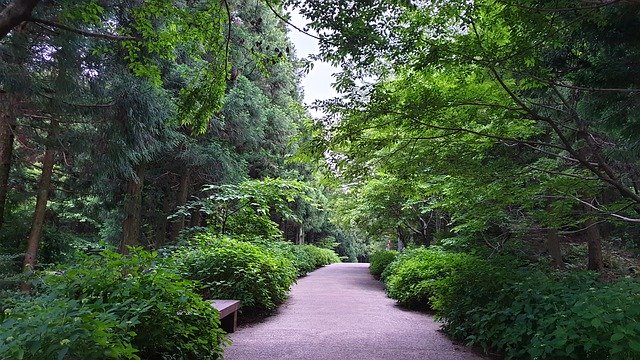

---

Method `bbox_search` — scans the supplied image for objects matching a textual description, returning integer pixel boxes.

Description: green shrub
[0,293,138,360]
[381,246,640,360]
[238,238,340,276]
[384,247,475,309]
[37,249,227,360]
[441,268,640,360]
[284,244,317,275]
[369,250,398,278]
[380,247,424,282]
[172,235,297,312]
[249,240,316,276]
[299,244,341,268]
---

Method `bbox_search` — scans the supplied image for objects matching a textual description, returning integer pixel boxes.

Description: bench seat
[210,300,240,333]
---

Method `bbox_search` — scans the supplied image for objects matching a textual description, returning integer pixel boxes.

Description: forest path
[223,263,486,360]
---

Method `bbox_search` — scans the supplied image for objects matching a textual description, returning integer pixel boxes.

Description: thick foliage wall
[380,247,640,360]
[172,234,340,312]
[0,250,227,360]
[368,250,397,278]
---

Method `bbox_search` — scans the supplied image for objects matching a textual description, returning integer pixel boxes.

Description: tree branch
[527,165,599,181]
[223,0,231,79]
[28,17,137,41]
[0,0,40,39]
[569,196,640,223]
[504,0,621,14]
[264,0,337,46]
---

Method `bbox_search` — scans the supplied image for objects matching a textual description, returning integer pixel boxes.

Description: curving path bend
[224,263,486,360]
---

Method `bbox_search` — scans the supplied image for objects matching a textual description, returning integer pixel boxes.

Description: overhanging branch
[28,17,137,41]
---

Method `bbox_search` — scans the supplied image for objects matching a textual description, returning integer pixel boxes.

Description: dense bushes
[298,244,341,270]
[252,240,341,276]
[172,235,298,312]
[0,294,138,359]
[0,235,340,358]
[368,250,397,278]
[172,234,339,312]
[384,248,475,308]
[381,247,640,360]
[0,250,227,360]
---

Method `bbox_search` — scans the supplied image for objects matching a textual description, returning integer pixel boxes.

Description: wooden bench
[210,300,240,333]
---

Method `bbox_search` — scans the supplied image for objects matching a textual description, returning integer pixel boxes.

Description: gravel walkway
[224,263,486,360]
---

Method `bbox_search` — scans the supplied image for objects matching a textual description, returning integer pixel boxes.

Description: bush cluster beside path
[0,234,340,359]
[371,247,640,360]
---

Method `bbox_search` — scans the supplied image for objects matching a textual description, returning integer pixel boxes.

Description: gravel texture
[224,262,486,360]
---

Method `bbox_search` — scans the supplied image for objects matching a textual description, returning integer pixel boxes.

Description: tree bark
[0,93,17,227]
[22,118,57,273]
[397,226,405,251]
[153,178,171,248]
[418,216,431,246]
[584,215,604,272]
[119,165,145,254]
[170,167,191,242]
[0,0,41,39]
[546,228,564,269]
[190,207,202,227]
[296,223,305,244]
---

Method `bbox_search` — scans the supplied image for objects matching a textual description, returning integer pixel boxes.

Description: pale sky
[287,10,340,118]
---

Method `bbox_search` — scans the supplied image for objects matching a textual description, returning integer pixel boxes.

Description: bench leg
[221,311,237,333]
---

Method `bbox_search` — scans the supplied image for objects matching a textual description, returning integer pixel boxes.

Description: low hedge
[236,237,341,276]
[171,235,298,312]
[368,250,398,278]
[381,246,640,360]
[298,244,341,269]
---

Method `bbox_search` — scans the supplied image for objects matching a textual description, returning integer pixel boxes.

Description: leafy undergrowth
[375,247,640,360]
[172,234,340,313]
[369,250,397,279]
[0,249,227,360]
[0,236,340,359]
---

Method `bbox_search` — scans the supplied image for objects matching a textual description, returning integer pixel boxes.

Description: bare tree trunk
[153,178,171,248]
[170,167,191,242]
[190,209,202,227]
[0,0,41,39]
[546,228,564,269]
[0,94,16,227]
[119,165,144,254]
[418,216,430,246]
[584,214,604,272]
[397,226,405,251]
[296,224,304,244]
[22,118,57,273]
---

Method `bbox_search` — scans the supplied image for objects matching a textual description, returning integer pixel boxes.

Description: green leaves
[177,178,314,238]
[3,249,229,360]
[118,0,229,130]
[172,235,299,312]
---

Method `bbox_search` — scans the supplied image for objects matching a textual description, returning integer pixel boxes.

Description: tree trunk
[397,226,405,251]
[0,0,41,39]
[190,208,202,227]
[0,94,16,227]
[546,228,564,269]
[296,224,304,244]
[170,168,191,242]
[584,215,604,272]
[119,165,144,254]
[418,216,430,246]
[22,118,57,273]
[153,178,171,248]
